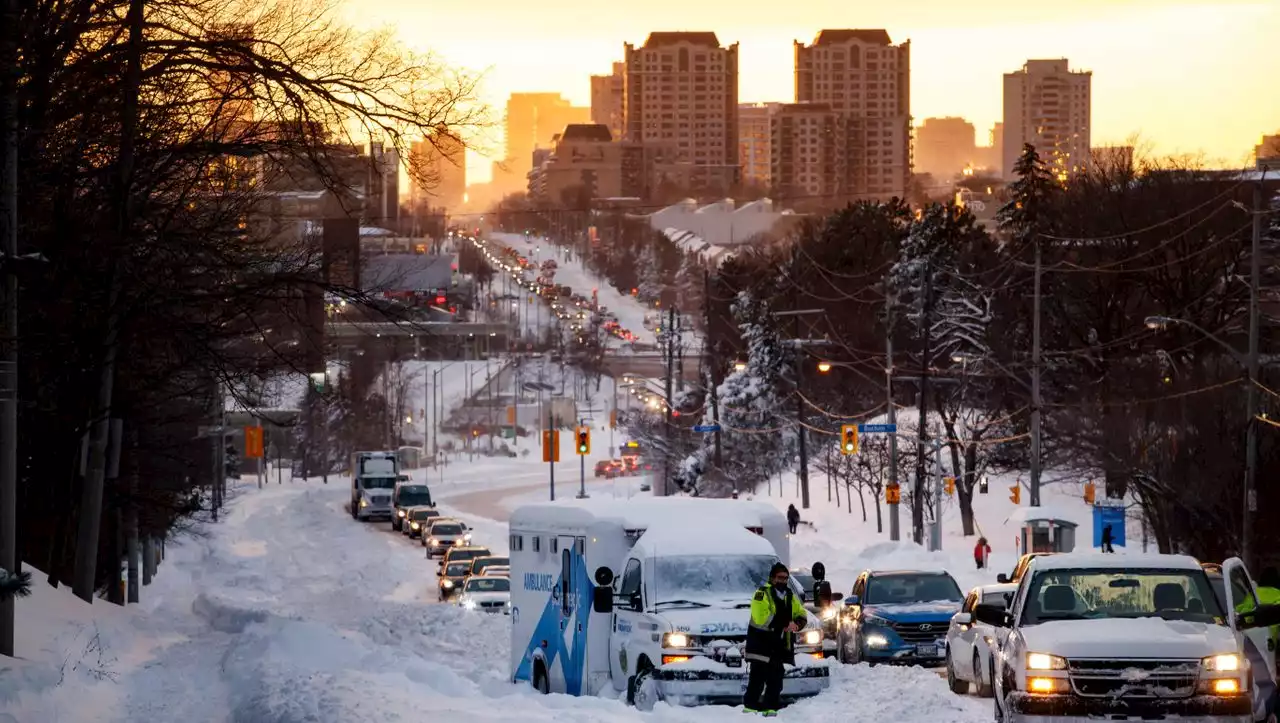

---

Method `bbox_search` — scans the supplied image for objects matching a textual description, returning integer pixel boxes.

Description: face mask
[772,580,788,592]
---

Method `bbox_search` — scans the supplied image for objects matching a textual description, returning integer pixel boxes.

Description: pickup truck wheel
[946,649,969,694]
[973,651,994,698]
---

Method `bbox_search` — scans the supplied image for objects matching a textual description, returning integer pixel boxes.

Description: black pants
[1102,541,1114,553]
[744,658,785,711]
[788,521,798,534]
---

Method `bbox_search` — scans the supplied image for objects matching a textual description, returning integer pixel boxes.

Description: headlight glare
[803,629,822,645]
[1026,652,1067,671]
[664,632,689,648]
[1203,654,1241,672]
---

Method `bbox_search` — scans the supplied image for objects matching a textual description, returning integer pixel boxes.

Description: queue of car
[378,477,512,614]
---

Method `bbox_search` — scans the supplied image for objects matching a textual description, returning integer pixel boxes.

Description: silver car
[944,582,1015,697]
[423,519,471,557]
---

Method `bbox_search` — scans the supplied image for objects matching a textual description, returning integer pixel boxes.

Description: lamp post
[1144,314,1255,565]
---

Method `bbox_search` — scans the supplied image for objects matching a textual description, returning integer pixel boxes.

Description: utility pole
[548,409,556,501]
[703,269,724,472]
[0,0,20,657]
[1030,239,1043,507]
[662,305,675,496]
[913,261,933,545]
[74,0,143,603]
[886,294,900,542]
[930,439,944,551]
[775,308,825,510]
[126,427,139,603]
[1243,176,1264,568]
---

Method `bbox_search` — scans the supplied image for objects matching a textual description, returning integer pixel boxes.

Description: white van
[508,498,830,711]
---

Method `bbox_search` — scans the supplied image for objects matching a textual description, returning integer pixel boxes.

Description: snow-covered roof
[1028,552,1203,572]
[1007,502,1083,526]
[360,226,395,237]
[510,498,785,532]
[869,567,953,577]
[632,520,777,559]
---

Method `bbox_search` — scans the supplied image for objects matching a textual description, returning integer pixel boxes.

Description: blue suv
[835,569,964,665]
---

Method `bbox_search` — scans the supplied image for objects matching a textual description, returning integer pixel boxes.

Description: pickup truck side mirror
[592,586,613,614]
[996,573,1010,584]
[973,603,1011,628]
[1239,603,1280,630]
[844,594,860,606]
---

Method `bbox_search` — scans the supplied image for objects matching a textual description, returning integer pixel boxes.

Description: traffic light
[840,424,859,455]
[1084,481,1096,505]
[1009,484,1021,505]
[944,477,955,496]
[575,427,591,455]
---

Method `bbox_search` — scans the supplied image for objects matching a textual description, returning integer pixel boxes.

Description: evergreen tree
[636,242,664,303]
[674,253,705,318]
[998,143,1060,249]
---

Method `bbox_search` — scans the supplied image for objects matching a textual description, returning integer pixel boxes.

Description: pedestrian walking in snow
[786,504,800,535]
[973,537,991,569]
[1101,524,1115,553]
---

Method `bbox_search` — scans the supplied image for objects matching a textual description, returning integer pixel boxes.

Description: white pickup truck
[976,553,1280,723]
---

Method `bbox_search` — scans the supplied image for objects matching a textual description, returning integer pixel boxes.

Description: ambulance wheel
[632,669,660,712]
[532,661,550,695]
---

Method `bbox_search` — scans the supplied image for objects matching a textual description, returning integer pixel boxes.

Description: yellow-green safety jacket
[745,584,807,665]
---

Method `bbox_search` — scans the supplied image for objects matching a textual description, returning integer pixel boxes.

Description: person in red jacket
[973,537,991,569]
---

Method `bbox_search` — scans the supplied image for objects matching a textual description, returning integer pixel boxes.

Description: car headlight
[398,509,407,517]
[359,498,368,508]
[663,632,690,648]
[462,599,476,610]
[442,579,453,588]
[410,522,419,530]
[428,538,437,545]
[803,629,822,645]
[821,607,837,621]
[1203,654,1241,672]
[1026,652,1068,671]
[462,533,472,542]
[862,614,893,628]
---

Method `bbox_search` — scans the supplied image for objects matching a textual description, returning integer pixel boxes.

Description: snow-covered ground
[1,467,989,723]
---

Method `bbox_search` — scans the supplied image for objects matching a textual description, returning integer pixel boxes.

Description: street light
[816,361,833,373]
[733,361,747,372]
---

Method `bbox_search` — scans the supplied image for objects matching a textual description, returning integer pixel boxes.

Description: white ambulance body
[508,498,830,710]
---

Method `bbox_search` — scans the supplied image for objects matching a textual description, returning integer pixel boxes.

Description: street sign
[859,423,897,434]
[886,483,901,505]
[692,424,721,433]
[244,426,264,459]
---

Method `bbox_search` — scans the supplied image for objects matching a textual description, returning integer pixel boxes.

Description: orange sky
[342,0,1280,184]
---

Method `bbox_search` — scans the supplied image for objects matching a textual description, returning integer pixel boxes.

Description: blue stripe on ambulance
[514,550,594,695]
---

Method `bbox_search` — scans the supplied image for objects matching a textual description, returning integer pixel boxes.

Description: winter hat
[769,562,789,579]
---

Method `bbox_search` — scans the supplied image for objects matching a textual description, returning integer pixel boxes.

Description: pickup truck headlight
[410,522,420,530]
[1026,652,1068,671]
[442,579,453,588]
[663,632,689,648]
[820,607,837,621]
[1202,653,1241,672]
[397,509,407,517]
[802,629,822,645]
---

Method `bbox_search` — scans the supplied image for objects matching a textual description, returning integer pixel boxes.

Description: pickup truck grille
[1067,658,1199,698]
[891,622,947,644]
[477,600,506,610]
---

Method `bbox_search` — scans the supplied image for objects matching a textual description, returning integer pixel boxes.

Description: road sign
[542,430,560,463]
[692,424,720,433]
[244,426,264,459]
[886,483,901,505]
[858,423,897,434]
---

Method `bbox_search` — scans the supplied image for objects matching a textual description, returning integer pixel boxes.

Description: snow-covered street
[1,465,993,723]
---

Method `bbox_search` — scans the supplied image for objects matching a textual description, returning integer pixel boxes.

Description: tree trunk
[856,478,867,522]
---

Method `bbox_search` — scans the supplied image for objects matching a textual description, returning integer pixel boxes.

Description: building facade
[409,132,466,215]
[738,103,779,188]
[914,116,976,181]
[497,93,590,195]
[526,124,648,205]
[793,29,912,202]
[590,63,626,141]
[1002,59,1091,180]
[623,32,740,194]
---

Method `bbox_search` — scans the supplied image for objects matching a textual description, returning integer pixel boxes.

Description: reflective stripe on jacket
[744,585,808,664]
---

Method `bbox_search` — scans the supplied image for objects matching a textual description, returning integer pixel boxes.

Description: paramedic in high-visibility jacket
[742,562,808,715]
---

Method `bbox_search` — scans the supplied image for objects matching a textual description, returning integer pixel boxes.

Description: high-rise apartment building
[915,117,976,181]
[623,32,740,193]
[792,29,911,202]
[498,93,589,193]
[738,103,779,187]
[409,132,466,214]
[1256,134,1280,163]
[590,63,626,141]
[1002,59,1091,180]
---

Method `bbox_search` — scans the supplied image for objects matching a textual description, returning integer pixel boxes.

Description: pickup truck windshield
[652,554,777,603]
[1022,568,1225,625]
[866,573,964,604]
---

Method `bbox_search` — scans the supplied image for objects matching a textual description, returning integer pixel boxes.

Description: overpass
[600,351,702,382]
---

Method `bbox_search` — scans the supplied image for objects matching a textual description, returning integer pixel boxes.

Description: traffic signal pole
[577,419,588,499]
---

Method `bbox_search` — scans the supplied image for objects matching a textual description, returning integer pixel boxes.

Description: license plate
[915,644,938,657]
[726,658,741,668]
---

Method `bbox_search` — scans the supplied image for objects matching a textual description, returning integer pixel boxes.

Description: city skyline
[342,0,1279,186]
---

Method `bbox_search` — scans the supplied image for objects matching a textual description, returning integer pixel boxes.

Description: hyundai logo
[918,624,933,631]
